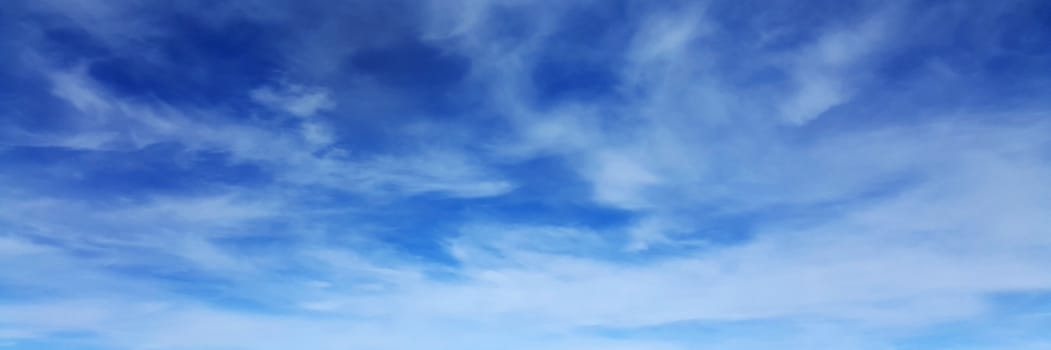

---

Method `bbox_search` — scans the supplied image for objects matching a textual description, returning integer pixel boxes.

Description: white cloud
[4,1,1051,350]
[48,67,114,114]
[627,7,710,64]
[28,66,512,199]
[7,169,1050,348]
[250,83,335,118]
[587,151,663,209]
[779,10,893,124]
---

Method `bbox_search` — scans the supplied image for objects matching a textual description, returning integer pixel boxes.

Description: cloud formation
[2,0,1051,349]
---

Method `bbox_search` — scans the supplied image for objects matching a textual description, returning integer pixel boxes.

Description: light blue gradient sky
[2,1,1051,349]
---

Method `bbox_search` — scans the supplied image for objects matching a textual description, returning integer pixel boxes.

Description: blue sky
[2,0,1051,349]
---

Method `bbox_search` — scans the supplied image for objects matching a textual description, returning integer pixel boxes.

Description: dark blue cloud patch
[350,40,469,89]
[0,14,89,135]
[0,73,82,136]
[532,56,621,105]
[324,39,485,152]
[996,7,1051,56]
[38,26,111,65]
[345,39,474,115]
[528,2,632,106]
[85,14,284,108]
[476,4,542,51]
